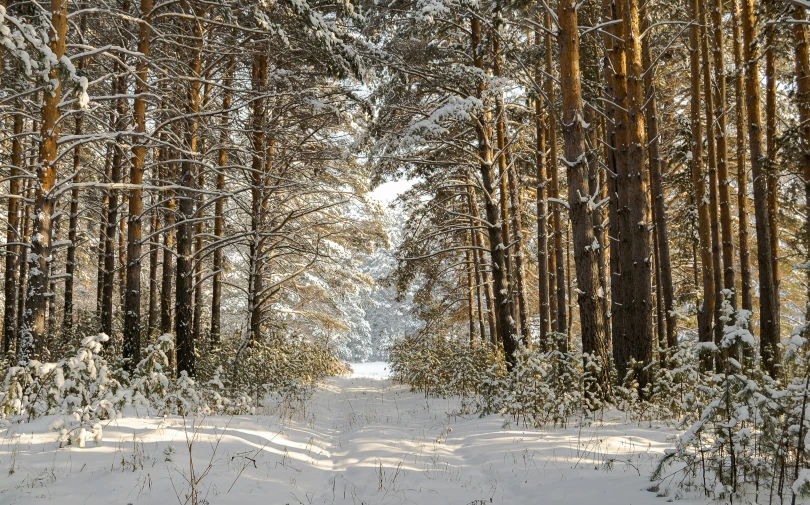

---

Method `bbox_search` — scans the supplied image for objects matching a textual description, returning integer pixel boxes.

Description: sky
[368,178,417,205]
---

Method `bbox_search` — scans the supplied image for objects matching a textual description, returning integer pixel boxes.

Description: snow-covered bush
[388,334,497,397]
[479,334,598,427]
[0,334,120,438]
[1,330,348,437]
[652,297,806,503]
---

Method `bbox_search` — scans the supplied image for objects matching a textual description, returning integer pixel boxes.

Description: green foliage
[388,335,499,397]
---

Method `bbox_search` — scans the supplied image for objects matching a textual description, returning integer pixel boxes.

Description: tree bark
[211,56,234,345]
[764,1,780,334]
[248,51,268,343]
[147,203,159,337]
[688,0,715,354]
[616,0,654,387]
[102,75,126,338]
[19,0,68,363]
[545,11,565,338]
[467,179,497,344]
[491,21,520,349]
[741,0,780,376]
[123,0,152,372]
[640,7,676,349]
[471,15,512,359]
[63,3,88,337]
[794,7,810,329]
[557,0,610,394]
[160,160,175,336]
[732,0,752,314]
[699,0,724,355]
[2,111,23,354]
[175,1,204,376]
[710,0,736,309]
[535,51,550,343]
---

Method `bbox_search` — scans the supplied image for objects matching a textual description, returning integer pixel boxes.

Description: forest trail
[0,370,698,505]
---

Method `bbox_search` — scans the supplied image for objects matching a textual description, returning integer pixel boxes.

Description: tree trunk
[102,77,126,338]
[732,0,752,313]
[471,16,512,359]
[741,0,780,376]
[794,7,810,328]
[535,52,550,344]
[96,146,111,318]
[699,0,724,356]
[175,3,204,376]
[710,0,736,310]
[211,56,234,345]
[545,11,565,338]
[147,203,159,337]
[616,0,654,388]
[63,110,82,336]
[603,0,630,366]
[557,0,610,395]
[161,161,175,336]
[192,167,204,342]
[16,180,31,353]
[2,112,23,354]
[492,21,519,349]
[641,7,676,349]
[248,51,268,343]
[123,0,152,372]
[467,179,497,344]
[688,0,715,354]
[63,4,88,337]
[19,0,68,363]
[764,2,780,335]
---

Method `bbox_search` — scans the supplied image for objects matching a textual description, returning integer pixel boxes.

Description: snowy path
[0,369,700,505]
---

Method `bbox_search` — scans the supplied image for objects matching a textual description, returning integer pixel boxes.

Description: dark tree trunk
[558,0,610,395]
[741,0,780,376]
[2,112,23,354]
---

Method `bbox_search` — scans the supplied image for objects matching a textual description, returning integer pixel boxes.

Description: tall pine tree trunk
[764,2,780,336]
[248,51,268,343]
[732,0,752,313]
[123,0,152,371]
[545,11,565,338]
[640,7,676,348]
[63,3,88,336]
[175,2,204,376]
[617,0,654,387]
[160,160,175,336]
[471,16,511,358]
[558,0,610,395]
[688,0,715,354]
[19,0,68,362]
[102,76,126,337]
[711,0,736,309]
[794,7,810,327]
[2,111,23,354]
[699,0,724,353]
[535,48,550,343]
[211,56,234,345]
[741,0,780,376]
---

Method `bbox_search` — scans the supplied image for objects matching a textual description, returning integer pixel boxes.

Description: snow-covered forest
[2,0,810,503]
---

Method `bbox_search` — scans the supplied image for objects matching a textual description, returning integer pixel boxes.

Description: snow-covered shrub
[0,334,120,434]
[389,334,497,397]
[216,331,349,407]
[653,298,798,502]
[479,334,595,427]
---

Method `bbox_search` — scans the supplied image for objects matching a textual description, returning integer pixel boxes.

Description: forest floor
[0,363,703,505]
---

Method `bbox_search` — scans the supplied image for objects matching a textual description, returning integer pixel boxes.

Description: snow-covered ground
[348,361,390,379]
[0,373,700,505]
